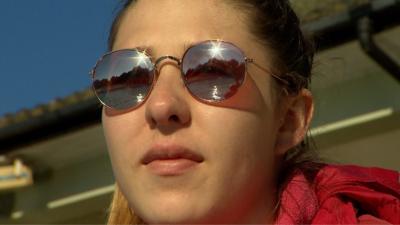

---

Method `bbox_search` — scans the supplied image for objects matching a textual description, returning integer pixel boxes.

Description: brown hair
[106,0,320,224]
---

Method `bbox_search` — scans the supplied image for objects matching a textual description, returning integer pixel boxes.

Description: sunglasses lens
[182,41,246,101]
[92,50,154,110]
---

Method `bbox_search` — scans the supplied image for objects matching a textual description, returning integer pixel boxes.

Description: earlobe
[274,89,314,155]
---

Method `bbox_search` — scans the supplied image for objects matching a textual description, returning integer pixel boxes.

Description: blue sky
[0,0,118,116]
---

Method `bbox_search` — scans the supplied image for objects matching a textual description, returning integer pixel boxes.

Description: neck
[211,190,278,224]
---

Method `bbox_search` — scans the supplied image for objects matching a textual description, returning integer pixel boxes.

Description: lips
[141,144,204,176]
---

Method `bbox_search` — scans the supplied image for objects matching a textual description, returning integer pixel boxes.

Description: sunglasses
[90,40,286,110]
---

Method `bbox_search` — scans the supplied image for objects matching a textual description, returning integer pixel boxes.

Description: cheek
[199,109,276,168]
[194,71,278,156]
[193,97,277,182]
[191,70,279,179]
[190,105,277,215]
[101,107,147,174]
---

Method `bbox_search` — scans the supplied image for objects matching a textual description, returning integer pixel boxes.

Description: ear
[274,89,314,155]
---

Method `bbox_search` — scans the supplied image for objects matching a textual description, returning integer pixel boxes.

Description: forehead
[113,0,255,54]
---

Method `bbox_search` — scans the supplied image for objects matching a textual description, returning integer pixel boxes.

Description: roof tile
[0,88,95,129]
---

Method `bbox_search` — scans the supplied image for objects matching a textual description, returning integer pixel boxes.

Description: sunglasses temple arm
[246,58,289,86]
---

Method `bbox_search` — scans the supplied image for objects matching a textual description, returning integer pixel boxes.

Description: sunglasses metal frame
[90,40,289,110]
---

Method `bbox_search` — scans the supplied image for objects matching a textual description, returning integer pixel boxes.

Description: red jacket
[275,164,400,224]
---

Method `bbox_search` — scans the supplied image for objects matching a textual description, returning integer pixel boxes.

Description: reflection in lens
[182,41,245,101]
[211,85,221,100]
[92,50,154,110]
[208,41,225,58]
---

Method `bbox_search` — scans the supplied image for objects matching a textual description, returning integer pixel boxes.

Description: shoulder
[312,163,400,224]
[315,164,399,186]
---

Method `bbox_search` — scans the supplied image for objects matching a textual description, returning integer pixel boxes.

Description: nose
[145,61,191,129]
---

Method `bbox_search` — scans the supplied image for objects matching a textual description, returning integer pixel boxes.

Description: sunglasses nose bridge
[154,55,182,71]
[151,55,185,91]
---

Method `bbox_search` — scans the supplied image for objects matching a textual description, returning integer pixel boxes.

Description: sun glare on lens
[209,42,225,58]
[134,50,151,67]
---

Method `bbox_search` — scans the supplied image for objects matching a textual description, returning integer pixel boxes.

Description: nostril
[169,115,179,123]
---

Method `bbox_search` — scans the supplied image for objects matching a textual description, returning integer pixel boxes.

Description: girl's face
[102,0,303,224]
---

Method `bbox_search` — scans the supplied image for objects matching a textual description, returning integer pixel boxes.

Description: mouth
[141,144,204,176]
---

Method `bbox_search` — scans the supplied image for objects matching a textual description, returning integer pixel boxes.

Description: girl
[90,0,400,224]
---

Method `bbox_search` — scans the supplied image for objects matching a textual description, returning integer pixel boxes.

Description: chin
[139,207,201,224]
[135,195,213,224]
[142,213,196,225]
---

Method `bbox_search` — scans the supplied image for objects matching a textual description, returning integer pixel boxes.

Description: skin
[102,0,314,224]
